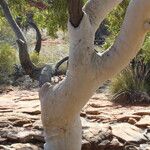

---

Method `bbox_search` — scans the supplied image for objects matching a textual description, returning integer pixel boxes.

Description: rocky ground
[0,86,150,150]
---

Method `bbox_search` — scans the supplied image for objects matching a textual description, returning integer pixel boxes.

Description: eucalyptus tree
[40,0,150,149]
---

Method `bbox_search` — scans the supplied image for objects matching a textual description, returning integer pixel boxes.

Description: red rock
[133,110,150,116]
[85,108,101,115]
[111,123,147,142]
[13,119,32,127]
[135,115,150,128]
[117,115,141,122]
[128,118,137,124]
[19,108,41,115]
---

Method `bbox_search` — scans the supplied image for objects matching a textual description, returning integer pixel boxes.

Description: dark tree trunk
[0,0,42,80]
[68,0,83,27]
[30,22,42,54]
[54,56,69,75]
[27,13,42,54]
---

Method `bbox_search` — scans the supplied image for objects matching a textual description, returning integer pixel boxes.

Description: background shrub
[110,67,135,94]
[0,43,17,84]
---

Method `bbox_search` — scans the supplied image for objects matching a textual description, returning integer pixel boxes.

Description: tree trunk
[39,0,150,149]
[33,22,42,54]
[26,13,42,54]
[0,0,42,80]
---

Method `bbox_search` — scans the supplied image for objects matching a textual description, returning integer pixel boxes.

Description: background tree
[0,0,69,82]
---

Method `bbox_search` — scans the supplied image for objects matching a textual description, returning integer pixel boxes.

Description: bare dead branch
[28,0,48,10]
[54,56,69,75]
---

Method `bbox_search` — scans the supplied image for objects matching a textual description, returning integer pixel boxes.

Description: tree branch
[54,56,69,75]
[68,0,84,27]
[83,0,123,31]
[26,13,42,54]
[17,39,42,80]
[92,0,150,83]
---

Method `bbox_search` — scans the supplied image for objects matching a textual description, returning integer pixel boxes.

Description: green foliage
[101,0,130,50]
[111,67,135,94]
[102,36,114,50]
[110,52,150,104]
[142,34,150,63]
[111,64,148,95]
[0,43,17,83]
[29,51,49,66]
[105,0,150,104]
[0,0,89,37]
[0,20,16,45]
[4,0,68,37]
[29,43,69,66]
[110,68,147,104]
[29,51,40,66]
[106,0,129,36]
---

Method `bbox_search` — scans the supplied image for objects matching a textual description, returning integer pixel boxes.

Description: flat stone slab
[0,143,43,150]
[136,115,150,128]
[117,114,141,122]
[133,110,150,116]
[140,144,150,150]
[111,123,147,143]
[1,128,44,143]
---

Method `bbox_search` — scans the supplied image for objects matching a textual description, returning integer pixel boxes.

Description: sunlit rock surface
[0,87,150,150]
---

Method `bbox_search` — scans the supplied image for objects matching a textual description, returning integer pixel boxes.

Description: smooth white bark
[83,0,123,31]
[92,0,150,86]
[39,0,150,150]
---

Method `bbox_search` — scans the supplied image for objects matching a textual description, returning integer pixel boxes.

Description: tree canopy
[0,0,132,38]
[0,0,68,37]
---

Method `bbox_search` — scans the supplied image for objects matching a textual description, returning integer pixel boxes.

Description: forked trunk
[39,0,150,149]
